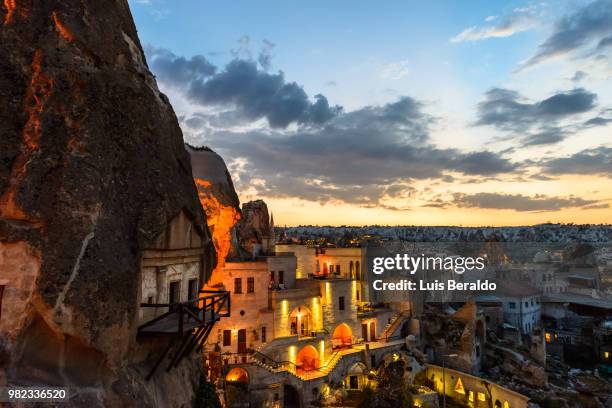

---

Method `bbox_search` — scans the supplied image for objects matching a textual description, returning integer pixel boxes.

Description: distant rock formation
[189,145,241,285]
[235,199,275,257]
[188,145,277,268]
[0,1,215,406]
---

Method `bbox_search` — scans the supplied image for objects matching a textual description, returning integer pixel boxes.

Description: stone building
[275,244,316,279]
[496,281,541,335]
[207,244,416,407]
[138,210,208,323]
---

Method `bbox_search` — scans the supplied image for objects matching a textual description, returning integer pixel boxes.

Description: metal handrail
[249,348,343,376]
[138,291,230,334]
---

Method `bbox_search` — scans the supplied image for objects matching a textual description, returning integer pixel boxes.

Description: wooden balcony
[137,289,230,379]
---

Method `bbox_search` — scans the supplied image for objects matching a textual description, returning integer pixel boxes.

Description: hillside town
[0,2,610,408]
[189,148,612,408]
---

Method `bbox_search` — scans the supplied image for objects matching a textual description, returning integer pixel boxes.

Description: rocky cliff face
[0,1,213,406]
[189,145,241,285]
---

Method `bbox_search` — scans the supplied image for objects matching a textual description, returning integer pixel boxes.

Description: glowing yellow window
[454,378,465,395]
[503,401,510,408]
[605,351,610,359]
[545,332,551,343]
[478,392,486,402]
[468,391,474,402]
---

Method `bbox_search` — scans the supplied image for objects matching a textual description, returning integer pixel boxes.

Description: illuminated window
[454,378,465,395]
[468,391,474,402]
[503,402,510,408]
[478,392,486,402]
[605,351,610,359]
[545,332,551,343]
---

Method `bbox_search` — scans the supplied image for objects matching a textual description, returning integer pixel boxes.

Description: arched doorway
[226,367,249,384]
[290,306,312,337]
[296,345,320,371]
[332,323,353,348]
[345,362,368,390]
[225,368,249,407]
[283,384,301,408]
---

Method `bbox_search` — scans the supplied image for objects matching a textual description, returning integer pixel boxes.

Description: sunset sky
[129,0,612,226]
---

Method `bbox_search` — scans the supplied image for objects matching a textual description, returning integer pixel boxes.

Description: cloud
[596,35,612,51]
[258,39,275,71]
[523,0,612,67]
[571,70,588,82]
[146,46,217,88]
[187,59,342,128]
[145,46,341,128]
[539,146,612,176]
[380,60,411,80]
[476,88,597,130]
[522,127,566,146]
[186,97,519,206]
[451,10,537,43]
[584,116,612,127]
[452,192,606,212]
[475,87,597,146]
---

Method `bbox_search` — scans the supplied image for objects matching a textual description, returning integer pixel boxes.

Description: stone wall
[276,244,317,279]
[426,364,530,408]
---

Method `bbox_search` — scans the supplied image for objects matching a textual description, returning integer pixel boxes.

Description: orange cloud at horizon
[238,174,612,227]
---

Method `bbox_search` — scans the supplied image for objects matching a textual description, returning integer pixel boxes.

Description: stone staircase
[315,351,342,376]
[250,349,344,381]
[380,311,410,341]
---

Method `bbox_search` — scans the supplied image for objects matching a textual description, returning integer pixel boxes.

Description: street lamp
[441,353,458,408]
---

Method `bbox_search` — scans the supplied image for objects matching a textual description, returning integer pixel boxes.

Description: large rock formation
[0,1,215,406]
[188,145,241,285]
[235,200,275,257]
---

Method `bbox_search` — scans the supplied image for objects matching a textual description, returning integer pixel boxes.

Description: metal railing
[249,348,343,379]
[138,289,230,335]
[137,289,230,380]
